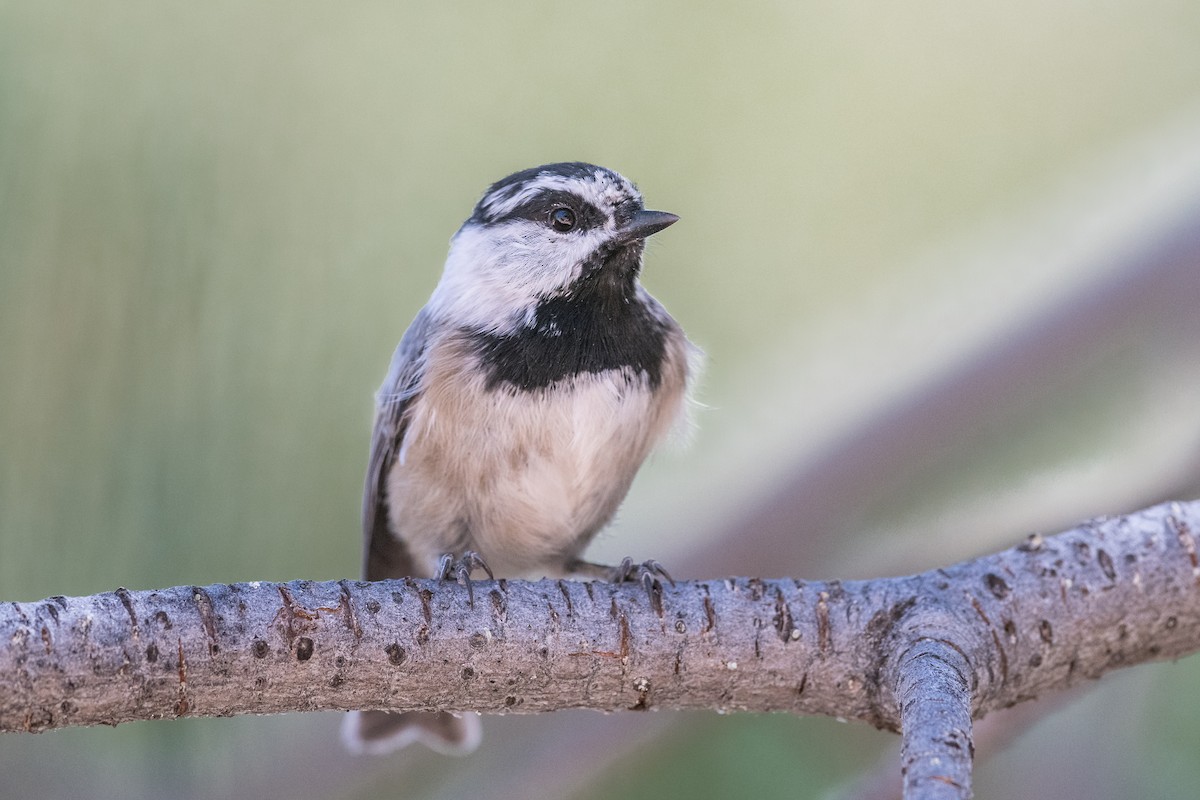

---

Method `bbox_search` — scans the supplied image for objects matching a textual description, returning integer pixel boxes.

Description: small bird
[343,162,697,756]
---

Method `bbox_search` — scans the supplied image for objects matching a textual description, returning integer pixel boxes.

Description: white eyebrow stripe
[482,175,579,218]
[480,169,643,220]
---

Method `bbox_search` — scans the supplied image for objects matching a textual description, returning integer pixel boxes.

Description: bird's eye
[549,207,577,232]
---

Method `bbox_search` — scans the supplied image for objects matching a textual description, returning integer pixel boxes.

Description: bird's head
[429,162,678,334]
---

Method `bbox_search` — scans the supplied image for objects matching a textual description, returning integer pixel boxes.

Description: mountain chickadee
[343,162,697,756]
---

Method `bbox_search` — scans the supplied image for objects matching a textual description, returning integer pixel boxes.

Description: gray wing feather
[362,307,435,580]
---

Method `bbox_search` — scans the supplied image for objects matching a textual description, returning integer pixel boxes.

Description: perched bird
[343,162,697,756]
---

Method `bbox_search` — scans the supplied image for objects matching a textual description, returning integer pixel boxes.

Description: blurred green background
[4,3,1200,799]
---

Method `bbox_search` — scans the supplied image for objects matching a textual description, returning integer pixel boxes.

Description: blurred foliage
[3,2,1200,799]
[572,713,885,800]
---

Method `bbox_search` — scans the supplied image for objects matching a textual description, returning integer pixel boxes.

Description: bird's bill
[616,209,679,242]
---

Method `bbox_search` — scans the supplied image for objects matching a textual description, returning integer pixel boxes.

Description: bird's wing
[362,307,435,581]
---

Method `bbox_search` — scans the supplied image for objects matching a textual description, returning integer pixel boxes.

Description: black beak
[616,209,679,243]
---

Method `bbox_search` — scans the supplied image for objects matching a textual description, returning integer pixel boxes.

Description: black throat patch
[469,249,669,392]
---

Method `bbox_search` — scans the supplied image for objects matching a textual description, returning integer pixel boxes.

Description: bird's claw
[608,557,675,596]
[436,550,494,606]
[564,556,675,609]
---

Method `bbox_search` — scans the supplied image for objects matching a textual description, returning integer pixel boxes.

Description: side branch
[894,638,974,798]
[2,501,1199,742]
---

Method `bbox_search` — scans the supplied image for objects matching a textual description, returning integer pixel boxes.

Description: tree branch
[4,501,1199,799]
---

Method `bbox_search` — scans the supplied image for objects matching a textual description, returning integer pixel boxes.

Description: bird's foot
[435,550,494,606]
[567,556,675,599]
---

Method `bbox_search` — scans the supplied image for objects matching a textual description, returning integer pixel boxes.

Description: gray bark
[3,500,1199,800]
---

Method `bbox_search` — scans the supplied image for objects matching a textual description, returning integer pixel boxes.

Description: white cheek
[550,228,611,277]
[427,224,612,333]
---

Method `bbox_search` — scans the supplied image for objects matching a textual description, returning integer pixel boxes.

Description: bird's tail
[342,710,482,757]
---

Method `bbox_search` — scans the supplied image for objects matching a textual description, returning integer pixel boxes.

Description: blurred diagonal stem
[3,501,1200,800]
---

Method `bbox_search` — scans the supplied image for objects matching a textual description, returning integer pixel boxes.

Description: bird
[342,162,697,756]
